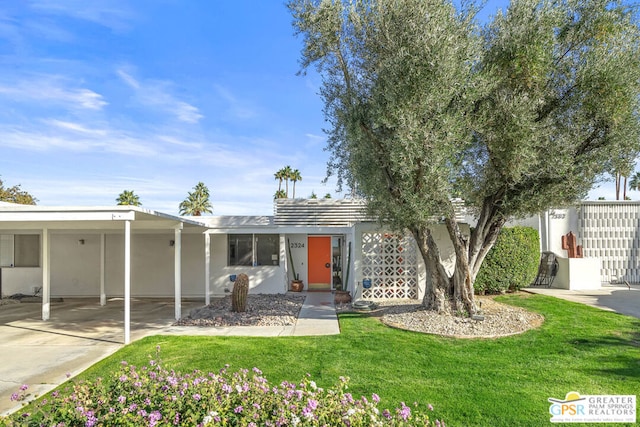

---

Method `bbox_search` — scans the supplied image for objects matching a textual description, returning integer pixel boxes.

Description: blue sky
[0,0,619,216]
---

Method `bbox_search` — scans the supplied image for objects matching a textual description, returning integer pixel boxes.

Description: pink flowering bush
[2,347,444,426]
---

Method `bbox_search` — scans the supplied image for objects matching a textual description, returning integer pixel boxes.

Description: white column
[204,232,210,305]
[41,228,50,321]
[174,226,182,320]
[100,233,106,306]
[124,220,131,345]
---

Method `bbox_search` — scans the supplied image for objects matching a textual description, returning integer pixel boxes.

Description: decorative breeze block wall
[361,232,419,299]
[579,203,640,283]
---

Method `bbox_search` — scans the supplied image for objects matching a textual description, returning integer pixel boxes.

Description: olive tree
[289,0,640,315]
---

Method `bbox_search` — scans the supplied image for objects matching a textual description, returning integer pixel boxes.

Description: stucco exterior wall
[209,233,288,295]
[49,232,207,298]
[1,267,42,296]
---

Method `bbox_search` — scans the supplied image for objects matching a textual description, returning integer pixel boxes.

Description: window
[15,235,40,267]
[0,234,40,267]
[228,234,280,266]
[228,235,253,266]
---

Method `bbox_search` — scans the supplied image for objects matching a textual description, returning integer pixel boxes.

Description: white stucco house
[0,198,468,343]
[3,197,637,343]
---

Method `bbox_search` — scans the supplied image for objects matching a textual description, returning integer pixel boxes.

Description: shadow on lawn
[569,317,640,379]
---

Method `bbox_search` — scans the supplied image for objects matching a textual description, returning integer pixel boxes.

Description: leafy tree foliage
[179,182,213,216]
[0,178,37,205]
[116,190,142,206]
[289,0,640,314]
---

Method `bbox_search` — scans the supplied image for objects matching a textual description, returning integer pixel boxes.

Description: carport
[0,204,209,344]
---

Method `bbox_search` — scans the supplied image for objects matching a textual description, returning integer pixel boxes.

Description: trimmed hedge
[474,226,539,294]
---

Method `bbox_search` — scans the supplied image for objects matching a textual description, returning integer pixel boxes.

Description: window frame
[227,234,280,267]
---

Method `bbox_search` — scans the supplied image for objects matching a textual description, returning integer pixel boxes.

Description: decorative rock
[173,294,305,327]
[337,295,544,338]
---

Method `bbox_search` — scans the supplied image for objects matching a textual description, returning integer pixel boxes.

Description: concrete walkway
[524,283,640,319]
[0,292,339,416]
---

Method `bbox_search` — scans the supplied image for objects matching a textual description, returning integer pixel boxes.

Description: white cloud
[29,0,134,32]
[0,75,107,110]
[213,84,258,120]
[116,68,203,123]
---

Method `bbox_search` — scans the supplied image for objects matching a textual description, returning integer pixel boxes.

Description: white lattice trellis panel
[361,232,418,299]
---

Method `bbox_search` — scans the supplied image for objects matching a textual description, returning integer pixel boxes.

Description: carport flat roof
[0,204,207,231]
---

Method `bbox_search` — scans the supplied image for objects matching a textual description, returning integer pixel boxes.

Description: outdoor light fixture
[169,240,175,247]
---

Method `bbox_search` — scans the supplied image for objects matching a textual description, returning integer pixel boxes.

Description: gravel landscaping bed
[338,294,544,338]
[174,292,542,337]
[174,294,306,327]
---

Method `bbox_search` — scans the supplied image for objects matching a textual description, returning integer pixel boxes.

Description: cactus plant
[231,273,249,312]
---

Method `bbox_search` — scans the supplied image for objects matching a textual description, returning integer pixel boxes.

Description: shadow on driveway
[0,297,202,415]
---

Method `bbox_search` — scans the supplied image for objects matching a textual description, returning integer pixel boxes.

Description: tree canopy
[289,0,640,314]
[116,190,142,206]
[274,166,303,198]
[0,178,37,205]
[179,182,213,216]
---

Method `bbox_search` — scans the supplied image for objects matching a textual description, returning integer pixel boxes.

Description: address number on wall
[290,242,305,249]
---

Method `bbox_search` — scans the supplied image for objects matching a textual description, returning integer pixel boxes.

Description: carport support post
[124,220,131,345]
[41,227,50,321]
[174,225,182,321]
[204,232,210,305]
[100,233,106,306]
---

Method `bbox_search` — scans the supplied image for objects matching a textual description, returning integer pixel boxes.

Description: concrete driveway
[525,283,640,319]
[0,292,339,416]
[0,297,202,415]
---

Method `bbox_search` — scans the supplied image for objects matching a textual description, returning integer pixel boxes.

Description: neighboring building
[535,201,640,284]
[469,200,640,285]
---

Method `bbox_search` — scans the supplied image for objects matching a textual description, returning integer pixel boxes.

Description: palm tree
[629,172,640,198]
[274,169,285,193]
[281,165,293,197]
[613,159,634,200]
[290,169,302,198]
[274,189,287,199]
[179,182,213,216]
[116,190,141,206]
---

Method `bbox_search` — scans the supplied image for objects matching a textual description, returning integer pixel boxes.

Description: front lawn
[5,293,640,426]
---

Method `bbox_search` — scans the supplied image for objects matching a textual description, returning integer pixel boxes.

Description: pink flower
[399,402,411,420]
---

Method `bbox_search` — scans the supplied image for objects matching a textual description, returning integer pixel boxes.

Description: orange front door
[308,236,332,291]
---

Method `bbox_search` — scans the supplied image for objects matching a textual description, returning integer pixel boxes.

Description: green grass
[60,294,640,426]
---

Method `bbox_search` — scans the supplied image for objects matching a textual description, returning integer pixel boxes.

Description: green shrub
[474,226,539,294]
